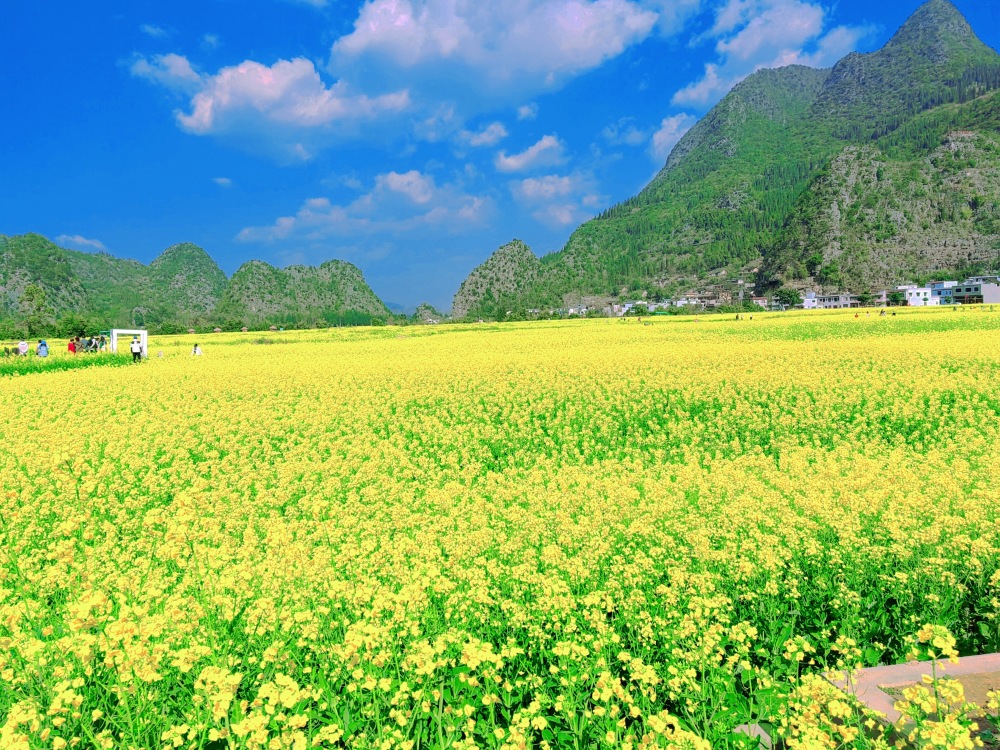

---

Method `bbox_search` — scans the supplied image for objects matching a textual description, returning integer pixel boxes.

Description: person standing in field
[36,340,48,357]
[130,336,143,362]
[191,343,203,356]
[68,338,76,354]
[17,340,29,356]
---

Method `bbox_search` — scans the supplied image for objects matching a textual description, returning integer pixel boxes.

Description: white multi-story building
[802,292,818,309]
[816,293,856,309]
[953,280,1000,304]
[900,286,936,306]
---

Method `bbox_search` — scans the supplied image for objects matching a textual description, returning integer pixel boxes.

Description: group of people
[67,335,108,353]
[2,340,49,357]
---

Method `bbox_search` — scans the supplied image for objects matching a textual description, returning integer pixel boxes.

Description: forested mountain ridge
[0,233,389,336]
[763,91,1000,288]
[453,0,1000,316]
[452,240,541,319]
[216,259,390,327]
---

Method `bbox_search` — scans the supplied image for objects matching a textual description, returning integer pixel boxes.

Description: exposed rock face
[765,125,1000,289]
[218,259,389,325]
[452,240,540,318]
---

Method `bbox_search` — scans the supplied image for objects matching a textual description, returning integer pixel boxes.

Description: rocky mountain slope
[763,92,1000,289]
[217,259,389,327]
[0,233,389,334]
[453,0,1000,315]
[452,240,540,319]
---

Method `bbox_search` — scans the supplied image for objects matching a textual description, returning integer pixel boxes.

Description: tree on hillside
[20,284,53,336]
[774,288,803,308]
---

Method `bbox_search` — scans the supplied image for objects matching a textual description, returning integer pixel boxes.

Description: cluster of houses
[509,275,1000,319]
[801,276,1000,309]
[603,276,1000,316]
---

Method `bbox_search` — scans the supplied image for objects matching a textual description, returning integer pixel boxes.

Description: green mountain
[453,0,1000,315]
[412,302,446,323]
[216,259,389,328]
[763,92,1000,289]
[0,233,389,335]
[452,240,540,319]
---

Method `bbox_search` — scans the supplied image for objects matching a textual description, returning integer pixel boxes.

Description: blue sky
[2,0,996,311]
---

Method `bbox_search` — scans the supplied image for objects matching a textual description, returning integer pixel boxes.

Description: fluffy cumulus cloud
[495,135,566,172]
[130,53,202,94]
[510,172,602,227]
[331,0,659,103]
[237,170,491,242]
[131,54,410,160]
[650,113,697,161]
[673,0,875,107]
[458,121,508,147]
[131,1,712,159]
[56,234,107,251]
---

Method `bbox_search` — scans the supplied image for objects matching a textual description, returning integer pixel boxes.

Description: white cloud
[213,177,233,187]
[132,55,411,160]
[602,117,648,146]
[380,170,435,203]
[517,103,539,120]
[643,0,703,35]
[533,204,582,225]
[130,53,202,94]
[237,170,491,242]
[331,0,658,104]
[177,58,410,132]
[514,174,577,200]
[56,234,107,252]
[650,113,697,161]
[131,1,708,158]
[458,121,508,147]
[510,172,602,227]
[672,0,875,107]
[495,134,566,172]
[140,23,170,38]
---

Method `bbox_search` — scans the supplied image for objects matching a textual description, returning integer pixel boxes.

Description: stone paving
[829,653,1000,724]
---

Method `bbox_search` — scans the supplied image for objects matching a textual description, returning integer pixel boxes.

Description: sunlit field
[3,308,1000,749]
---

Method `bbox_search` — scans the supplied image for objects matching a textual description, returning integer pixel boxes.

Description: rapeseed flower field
[2,309,1000,749]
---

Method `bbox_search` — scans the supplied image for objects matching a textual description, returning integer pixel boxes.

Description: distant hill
[0,233,389,336]
[452,240,540,319]
[216,259,389,327]
[413,302,445,323]
[453,0,1000,315]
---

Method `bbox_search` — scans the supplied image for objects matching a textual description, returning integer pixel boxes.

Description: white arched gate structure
[110,329,148,358]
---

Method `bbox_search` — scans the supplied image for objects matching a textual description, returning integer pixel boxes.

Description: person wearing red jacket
[68,338,77,354]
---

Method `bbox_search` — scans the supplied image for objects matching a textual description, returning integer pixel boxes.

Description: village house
[929,280,959,303]
[953,279,1000,304]
[895,285,937,306]
[816,293,857,309]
